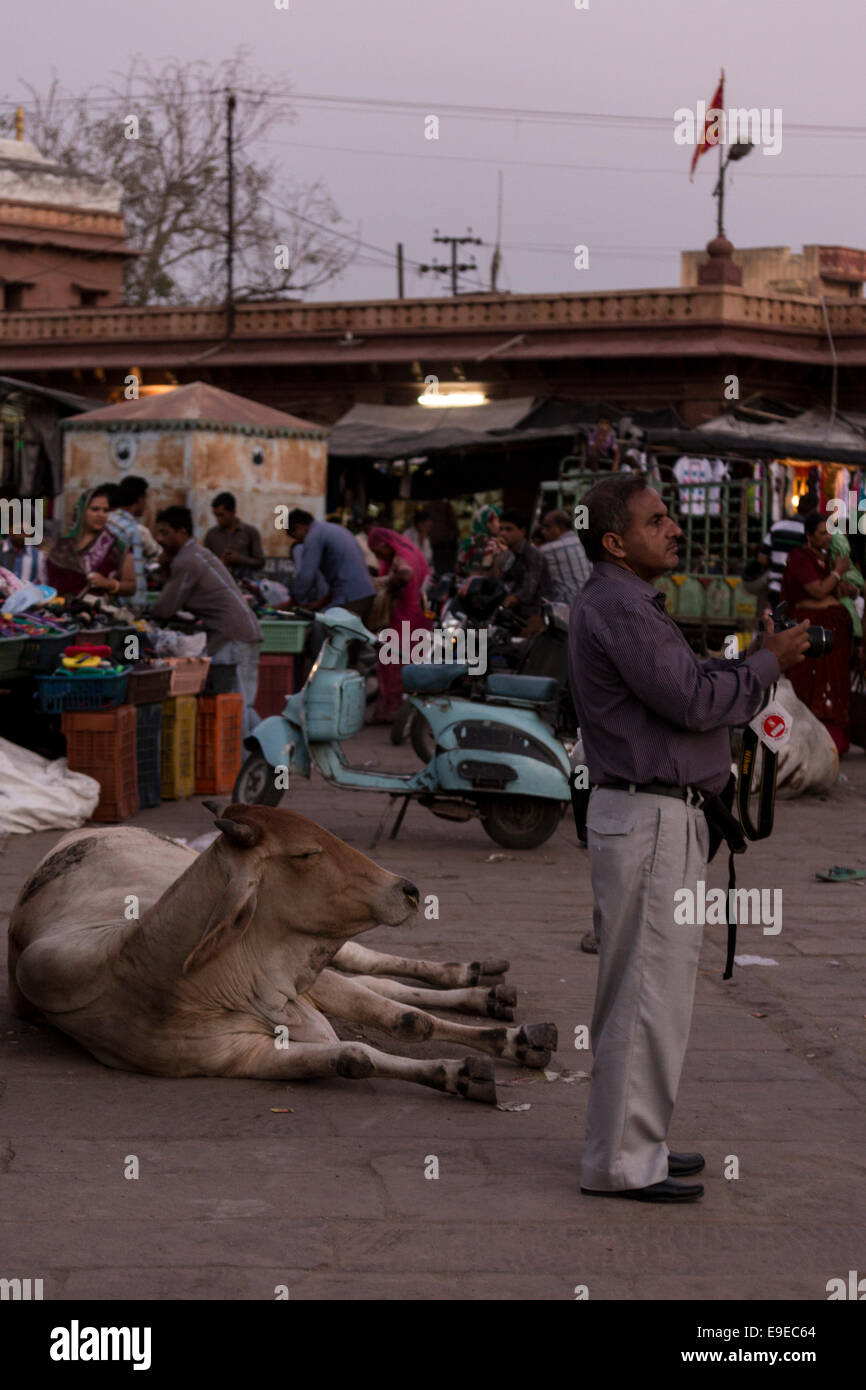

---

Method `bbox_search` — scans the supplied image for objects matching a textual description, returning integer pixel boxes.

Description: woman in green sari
[46,485,136,600]
[456,504,504,576]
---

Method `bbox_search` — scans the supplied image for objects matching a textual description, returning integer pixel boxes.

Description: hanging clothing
[708,457,729,517]
[768,460,787,524]
[673,456,714,516]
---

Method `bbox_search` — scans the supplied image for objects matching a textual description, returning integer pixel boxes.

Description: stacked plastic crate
[61,705,139,822]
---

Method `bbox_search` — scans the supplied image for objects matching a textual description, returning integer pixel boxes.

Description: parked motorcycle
[234,606,570,849]
[394,587,576,762]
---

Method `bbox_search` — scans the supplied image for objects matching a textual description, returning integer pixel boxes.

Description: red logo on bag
[762,713,787,740]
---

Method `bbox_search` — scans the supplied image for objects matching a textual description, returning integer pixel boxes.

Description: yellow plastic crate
[160,694,197,799]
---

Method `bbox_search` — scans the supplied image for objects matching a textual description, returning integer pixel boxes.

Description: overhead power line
[263,195,428,273]
[3,86,866,139]
[285,92,866,140]
[259,136,866,182]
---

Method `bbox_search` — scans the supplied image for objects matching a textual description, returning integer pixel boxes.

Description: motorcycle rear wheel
[233,752,285,806]
[480,796,562,850]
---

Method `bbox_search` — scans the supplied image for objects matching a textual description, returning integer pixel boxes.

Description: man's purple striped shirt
[568,561,780,795]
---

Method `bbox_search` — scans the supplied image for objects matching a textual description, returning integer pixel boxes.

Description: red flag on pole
[689,71,725,181]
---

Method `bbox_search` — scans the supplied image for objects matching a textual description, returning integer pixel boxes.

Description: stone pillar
[696,235,743,288]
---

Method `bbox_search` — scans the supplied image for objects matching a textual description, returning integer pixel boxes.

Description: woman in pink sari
[368,525,431,721]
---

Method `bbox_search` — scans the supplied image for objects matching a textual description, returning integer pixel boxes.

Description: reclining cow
[8,804,557,1106]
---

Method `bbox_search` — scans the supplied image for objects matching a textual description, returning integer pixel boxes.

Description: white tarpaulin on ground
[0,738,100,834]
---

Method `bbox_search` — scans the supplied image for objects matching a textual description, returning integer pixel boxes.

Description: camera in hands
[771,602,833,658]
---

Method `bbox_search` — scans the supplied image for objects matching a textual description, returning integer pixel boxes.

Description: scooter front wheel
[480,796,563,851]
[409,710,435,763]
[233,752,285,806]
[390,699,414,746]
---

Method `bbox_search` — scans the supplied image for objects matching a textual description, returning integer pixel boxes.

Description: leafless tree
[2,52,357,304]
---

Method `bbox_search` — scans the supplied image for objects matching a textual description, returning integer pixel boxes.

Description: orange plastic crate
[161,694,197,799]
[254,654,294,719]
[195,692,244,794]
[61,704,138,822]
[163,656,210,695]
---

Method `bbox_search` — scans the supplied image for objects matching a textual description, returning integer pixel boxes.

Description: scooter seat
[402,663,469,694]
[484,673,558,704]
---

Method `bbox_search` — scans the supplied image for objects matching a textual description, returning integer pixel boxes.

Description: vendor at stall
[151,506,262,737]
[46,486,136,600]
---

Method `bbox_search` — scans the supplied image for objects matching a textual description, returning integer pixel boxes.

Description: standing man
[404,508,434,570]
[569,475,810,1202]
[152,507,262,737]
[107,475,150,607]
[586,415,620,472]
[0,513,46,585]
[287,509,376,624]
[539,508,591,604]
[205,492,265,581]
[757,511,809,608]
[495,509,553,628]
[426,498,460,576]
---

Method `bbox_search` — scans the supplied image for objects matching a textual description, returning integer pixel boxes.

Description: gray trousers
[581,787,710,1191]
[211,639,261,739]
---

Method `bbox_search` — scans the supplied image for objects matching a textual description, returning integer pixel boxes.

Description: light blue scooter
[234,608,571,850]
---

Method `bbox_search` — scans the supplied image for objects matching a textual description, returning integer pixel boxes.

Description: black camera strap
[713,724,779,980]
[736,723,778,843]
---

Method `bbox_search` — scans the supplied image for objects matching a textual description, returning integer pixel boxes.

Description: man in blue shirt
[107,475,150,607]
[287,510,375,623]
[0,524,46,585]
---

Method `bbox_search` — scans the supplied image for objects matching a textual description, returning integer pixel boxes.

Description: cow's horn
[203,799,227,817]
[214,817,261,847]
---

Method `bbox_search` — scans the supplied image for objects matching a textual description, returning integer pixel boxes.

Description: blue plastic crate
[35,671,128,714]
[135,701,163,809]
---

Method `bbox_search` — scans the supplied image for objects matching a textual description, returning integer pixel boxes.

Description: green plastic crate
[0,636,27,674]
[259,619,308,654]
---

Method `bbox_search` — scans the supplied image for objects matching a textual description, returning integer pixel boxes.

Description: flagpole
[717,69,725,235]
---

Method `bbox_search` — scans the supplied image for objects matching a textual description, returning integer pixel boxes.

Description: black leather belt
[597,779,706,807]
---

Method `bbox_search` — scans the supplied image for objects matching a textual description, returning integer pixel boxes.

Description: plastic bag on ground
[0,738,100,834]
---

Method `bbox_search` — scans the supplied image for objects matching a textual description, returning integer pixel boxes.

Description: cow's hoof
[457,1056,497,1105]
[335,1047,374,1080]
[470,957,510,985]
[514,1022,558,1069]
[486,984,517,1020]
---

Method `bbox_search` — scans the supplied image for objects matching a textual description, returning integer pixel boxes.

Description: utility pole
[419,229,482,295]
[396,242,405,298]
[490,171,503,292]
[225,89,237,337]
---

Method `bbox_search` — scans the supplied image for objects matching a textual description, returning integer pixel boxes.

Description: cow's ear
[182,877,258,974]
[215,817,260,847]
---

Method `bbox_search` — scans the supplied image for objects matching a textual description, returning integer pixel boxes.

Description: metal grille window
[538,465,771,578]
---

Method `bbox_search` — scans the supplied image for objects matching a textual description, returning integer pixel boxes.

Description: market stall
[0,570,309,829]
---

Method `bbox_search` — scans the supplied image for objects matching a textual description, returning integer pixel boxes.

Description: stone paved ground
[1,726,865,1301]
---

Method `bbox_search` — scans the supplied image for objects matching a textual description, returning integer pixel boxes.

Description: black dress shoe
[581,1178,704,1203]
[668,1151,705,1177]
